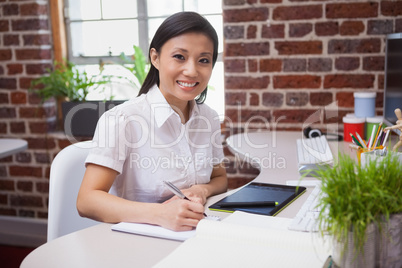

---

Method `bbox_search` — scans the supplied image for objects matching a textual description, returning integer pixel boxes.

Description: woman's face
[150,32,214,110]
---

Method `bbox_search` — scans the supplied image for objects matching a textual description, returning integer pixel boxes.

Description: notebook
[154,211,331,268]
[209,182,306,216]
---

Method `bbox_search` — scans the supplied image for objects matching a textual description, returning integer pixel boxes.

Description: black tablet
[209,182,306,216]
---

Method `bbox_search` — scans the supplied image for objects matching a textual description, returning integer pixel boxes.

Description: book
[154,211,331,268]
[209,182,306,216]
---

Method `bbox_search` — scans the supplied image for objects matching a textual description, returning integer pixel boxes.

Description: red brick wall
[0,0,401,218]
[222,0,402,187]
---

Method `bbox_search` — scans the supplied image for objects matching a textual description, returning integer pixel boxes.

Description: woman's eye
[200,58,210,64]
[173,54,185,60]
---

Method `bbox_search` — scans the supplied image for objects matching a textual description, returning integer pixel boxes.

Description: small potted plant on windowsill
[314,153,402,268]
[31,60,122,137]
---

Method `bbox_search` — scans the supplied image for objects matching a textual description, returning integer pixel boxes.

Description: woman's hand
[158,199,204,231]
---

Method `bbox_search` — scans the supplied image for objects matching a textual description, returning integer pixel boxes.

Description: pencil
[382,130,390,147]
[368,125,377,149]
[372,123,382,149]
[349,133,363,148]
[355,132,367,148]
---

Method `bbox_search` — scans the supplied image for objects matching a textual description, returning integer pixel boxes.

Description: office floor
[0,245,35,268]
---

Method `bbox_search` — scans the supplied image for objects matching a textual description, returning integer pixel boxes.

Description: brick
[23,34,51,46]
[225,76,270,89]
[324,74,374,89]
[16,49,52,60]
[0,78,17,89]
[273,75,321,89]
[223,0,246,5]
[0,123,7,134]
[29,122,49,133]
[0,179,15,191]
[4,34,20,46]
[20,3,48,16]
[19,78,35,90]
[363,56,384,71]
[0,194,7,204]
[396,19,402,33]
[11,91,27,104]
[16,152,32,163]
[7,64,23,75]
[262,92,284,107]
[249,93,259,106]
[225,59,246,73]
[336,92,354,108]
[289,23,312,37]
[326,2,378,18]
[260,59,282,72]
[17,181,33,192]
[378,74,384,90]
[0,20,10,32]
[0,208,17,216]
[0,49,12,61]
[225,92,246,106]
[224,26,244,39]
[3,4,19,16]
[275,41,322,55]
[260,0,281,3]
[340,21,365,36]
[225,42,270,56]
[224,8,269,23]
[381,1,402,16]
[36,182,49,193]
[283,59,306,72]
[335,57,360,71]
[315,21,339,36]
[0,107,16,118]
[308,58,332,72]
[225,109,272,123]
[367,20,393,35]
[19,107,46,118]
[12,19,49,31]
[273,5,322,20]
[9,166,42,177]
[10,195,43,207]
[272,109,317,123]
[0,93,9,103]
[328,39,381,54]
[286,92,308,106]
[10,122,26,133]
[26,63,52,75]
[261,24,285,39]
[310,92,333,106]
[0,66,3,75]
[248,59,258,72]
[26,137,56,150]
[247,25,257,39]
[34,153,51,164]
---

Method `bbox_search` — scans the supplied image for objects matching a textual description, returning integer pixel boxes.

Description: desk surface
[21,131,346,268]
[0,138,28,159]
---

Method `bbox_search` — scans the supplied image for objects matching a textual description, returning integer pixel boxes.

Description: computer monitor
[384,33,402,135]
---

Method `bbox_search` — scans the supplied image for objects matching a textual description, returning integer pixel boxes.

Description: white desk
[0,138,28,158]
[21,131,343,268]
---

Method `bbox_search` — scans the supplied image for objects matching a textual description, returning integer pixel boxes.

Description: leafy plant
[31,60,110,102]
[119,45,149,87]
[315,153,402,255]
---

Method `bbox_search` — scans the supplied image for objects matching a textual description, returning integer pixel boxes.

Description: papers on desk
[154,211,331,268]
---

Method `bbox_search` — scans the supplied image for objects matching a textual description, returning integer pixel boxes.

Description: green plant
[315,153,402,255]
[31,60,110,102]
[119,45,149,87]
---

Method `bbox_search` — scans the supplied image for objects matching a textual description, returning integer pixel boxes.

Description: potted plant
[314,153,402,267]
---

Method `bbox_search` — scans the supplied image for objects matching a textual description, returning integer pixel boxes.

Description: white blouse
[85,84,225,203]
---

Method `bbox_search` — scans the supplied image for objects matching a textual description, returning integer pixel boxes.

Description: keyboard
[288,186,326,232]
[296,135,334,175]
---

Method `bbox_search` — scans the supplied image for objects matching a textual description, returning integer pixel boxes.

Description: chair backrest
[47,141,98,242]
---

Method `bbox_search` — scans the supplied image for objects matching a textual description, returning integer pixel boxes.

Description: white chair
[47,141,99,242]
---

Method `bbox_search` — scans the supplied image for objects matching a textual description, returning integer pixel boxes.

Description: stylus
[219,201,279,208]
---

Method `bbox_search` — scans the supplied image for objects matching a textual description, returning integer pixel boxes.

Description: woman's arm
[77,163,205,231]
[181,162,228,204]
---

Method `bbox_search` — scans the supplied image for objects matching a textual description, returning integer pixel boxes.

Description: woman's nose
[183,61,198,77]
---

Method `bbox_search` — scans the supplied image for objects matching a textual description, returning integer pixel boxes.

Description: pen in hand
[163,181,208,217]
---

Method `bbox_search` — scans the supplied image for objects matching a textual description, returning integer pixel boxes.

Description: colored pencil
[349,133,363,148]
[372,122,382,149]
[355,132,367,148]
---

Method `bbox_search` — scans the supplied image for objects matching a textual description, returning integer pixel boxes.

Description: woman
[77,12,227,231]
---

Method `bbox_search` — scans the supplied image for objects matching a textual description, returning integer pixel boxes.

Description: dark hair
[138,11,219,104]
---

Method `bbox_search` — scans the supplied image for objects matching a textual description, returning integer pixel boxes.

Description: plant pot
[332,223,376,268]
[376,213,402,268]
[61,101,124,137]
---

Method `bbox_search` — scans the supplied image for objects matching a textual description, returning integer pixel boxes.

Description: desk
[21,131,342,268]
[0,138,28,158]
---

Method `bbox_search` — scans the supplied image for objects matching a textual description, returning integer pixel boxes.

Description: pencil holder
[360,150,402,168]
[357,146,384,166]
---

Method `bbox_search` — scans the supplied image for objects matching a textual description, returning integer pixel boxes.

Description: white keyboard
[296,135,334,175]
[288,186,326,232]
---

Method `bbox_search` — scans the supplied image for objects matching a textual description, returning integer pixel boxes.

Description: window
[64,0,224,117]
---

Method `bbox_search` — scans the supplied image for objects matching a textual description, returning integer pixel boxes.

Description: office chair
[47,141,99,242]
